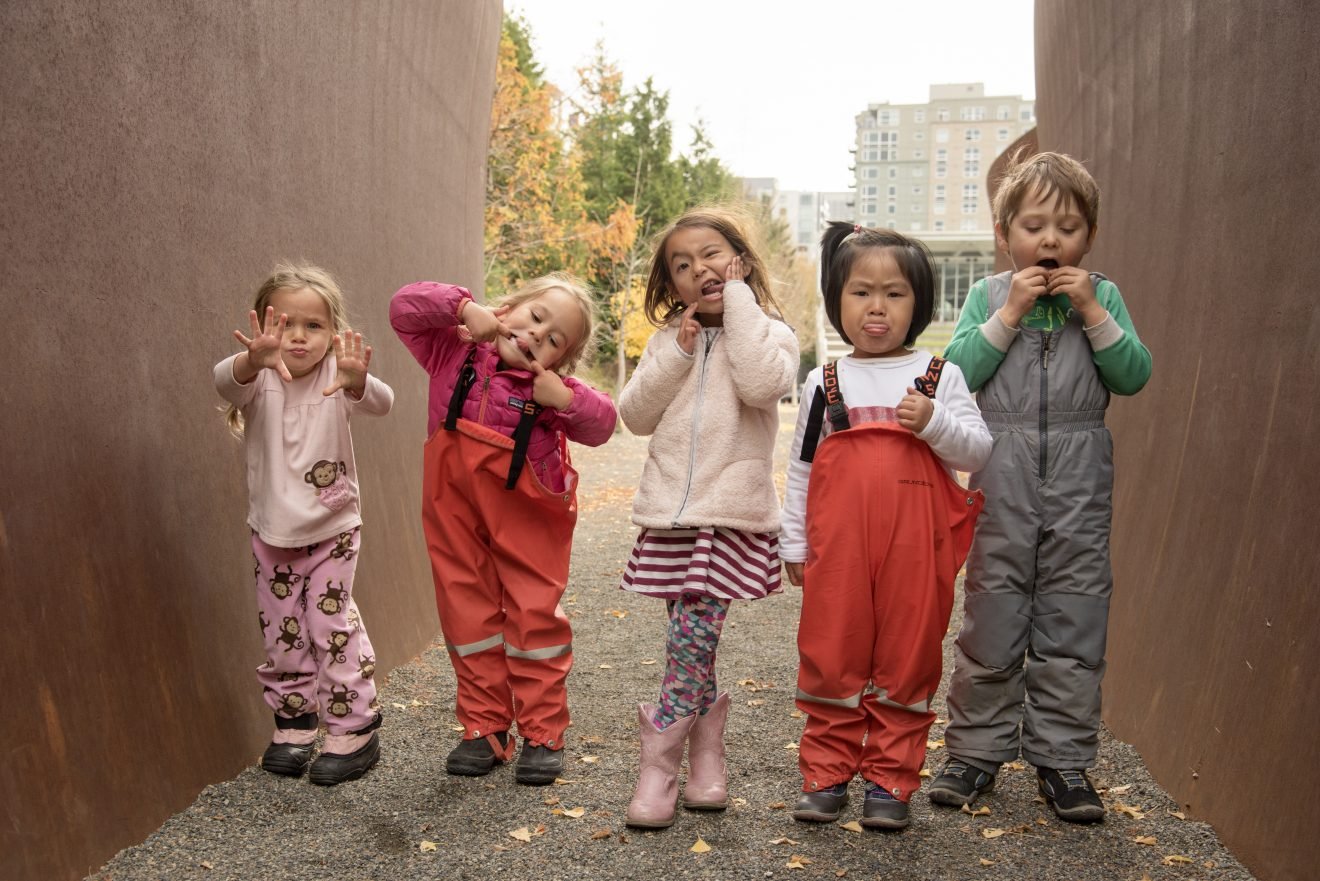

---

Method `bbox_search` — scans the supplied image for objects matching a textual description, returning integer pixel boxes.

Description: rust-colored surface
[1035,3,1319,879]
[0,3,501,879]
[986,128,1039,274]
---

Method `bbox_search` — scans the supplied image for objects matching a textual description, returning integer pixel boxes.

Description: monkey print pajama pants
[252,527,379,734]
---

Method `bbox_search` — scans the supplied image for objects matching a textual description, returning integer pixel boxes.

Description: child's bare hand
[999,266,1049,328]
[529,361,573,410]
[234,306,292,382]
[1048,267,1106,326]
[784,561,804,587]
[896,387,934,433]
[323,329,373,398]
[462,300,512,344]
[726,254,745,283]
[676,301,700,354]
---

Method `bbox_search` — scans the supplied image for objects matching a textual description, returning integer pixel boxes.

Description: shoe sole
[860,814,910,830]
[791,804,846,823]
[927,778,995,807]
[682,800,729,811]
[261,757,310,777]
[625,815,676,830]
[447,759,498,776]
[514,769,559,786]
[1038,782,1105,823]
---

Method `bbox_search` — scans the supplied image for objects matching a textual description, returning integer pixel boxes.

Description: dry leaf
[748,699,766,707]
[391,702,408,710]
[786,855,812,870]
[934,717,948,725]
[579,735,604,745]
[961,804,991,817]
[839,820,864,833]
[785,741,800,751]
[580,755,600,764]
[927,739,946,749]
[1035,818,1048,826]
[1112,802,1147,819]
[450,724,466,731]
[770,836,800,845]
[981,828,1006,839]
[768,801,787,810]
[553,777,576,785]
[598,663,613,669]
[836,871,848,878]
[200,863,213,871]
[591,828,611,840]
[605,609,628,618]
[1161,855,1194,866]
[1202,861,1216,869]
[544,796,560,806]
[731,797,748,807]
[691,836,712,853]
[919,768,932,778]
[1167,809,1187,820]
[553,806,586,819]
[508,827,532,842]
[979,858,995,866]
[1133,836,1157,846]
[640,659,657,665]
[1107,783,1133,795]
[790,709,804,719]
[419,841,438,853]
[1004,761,1026,771]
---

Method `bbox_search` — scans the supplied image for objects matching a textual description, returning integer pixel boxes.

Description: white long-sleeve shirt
[779,352,991,563]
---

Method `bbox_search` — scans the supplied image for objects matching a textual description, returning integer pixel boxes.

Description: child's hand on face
[784,561,804,587]
[1000,266,1050,328]
[1047,267,1106,326]
[323,329,373,399]
[529,361,574,410]
[676,301,701,355]
[234,306,293,382]
[461,300,512,345]
[726,254,745,283]
[897,387,935,433]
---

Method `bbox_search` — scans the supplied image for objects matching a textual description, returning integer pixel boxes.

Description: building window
[887,204,897,215]
[935,185,946,199]
[997,128,1010,141]
[864,131,879,144]
[964,147,980,178]
[914,109,926,123]
[997,105,1011,120]
[962,183,978,198]
[960,218,978,230]
[1020,106,1034,121]
[913,150,925,160]
[911,203,921,212]
[959,105,985,121]
[934,199,946,215]
[863,201,878,215]
[877,109,900,125]
[962,198,978,214]
[863,149,878,161]
[936,148,948,162]
[888,185,897,197]
[935,163,947,179]
[909,222,921,231]
[965,128,981,142]
[912,185,923,195]
[911,166,925,177]
[864,167,879,179]
[914,131,926,141]
[936,128,949,143]
[888,167,898,179]
[936,108,950,121]
[934,220,945,231]
[863,185,878,197]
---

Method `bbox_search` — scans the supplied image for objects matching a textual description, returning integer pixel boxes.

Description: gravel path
[91,408,1258,881]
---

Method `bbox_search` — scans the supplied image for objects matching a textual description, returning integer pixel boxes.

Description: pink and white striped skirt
[620,526,782,601]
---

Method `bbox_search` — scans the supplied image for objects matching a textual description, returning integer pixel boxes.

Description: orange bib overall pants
[796,362,982,802]
[423,358,578,751]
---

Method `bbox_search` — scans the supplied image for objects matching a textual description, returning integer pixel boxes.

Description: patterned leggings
[653,594,731,730]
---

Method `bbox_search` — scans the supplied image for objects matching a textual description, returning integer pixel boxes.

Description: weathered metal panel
[0,3,501,879]
[1034,3,1320,879]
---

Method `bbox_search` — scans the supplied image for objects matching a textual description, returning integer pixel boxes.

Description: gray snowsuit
[945,272,1115,772]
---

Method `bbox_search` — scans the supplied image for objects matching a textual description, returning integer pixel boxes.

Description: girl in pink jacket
[619,207,800,829]
[390,273,616,786]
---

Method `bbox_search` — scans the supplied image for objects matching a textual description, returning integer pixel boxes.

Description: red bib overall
[423,401,578,749]
[796,364,983,802]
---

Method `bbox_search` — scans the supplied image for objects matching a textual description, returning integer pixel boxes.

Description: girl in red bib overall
[781,225,991,830]
[390,273,616,785]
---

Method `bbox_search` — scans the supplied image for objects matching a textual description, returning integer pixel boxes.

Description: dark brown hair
[819,223,936,347]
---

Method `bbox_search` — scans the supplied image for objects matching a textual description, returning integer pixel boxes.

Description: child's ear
[1085,224,1099,253]
[994,221,1009,253]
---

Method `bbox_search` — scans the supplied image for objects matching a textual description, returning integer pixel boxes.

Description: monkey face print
[305,459,351,512]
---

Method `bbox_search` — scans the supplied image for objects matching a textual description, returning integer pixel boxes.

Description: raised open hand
[233,306,292,382]
[726,254,745,283]
[323,328,373,398]
[676,301,701,355]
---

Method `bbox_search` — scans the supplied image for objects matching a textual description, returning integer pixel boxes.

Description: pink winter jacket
[389,282,617,492]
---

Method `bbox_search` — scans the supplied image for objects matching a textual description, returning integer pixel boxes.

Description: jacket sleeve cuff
[1083,312,1124,351]
[979,311,1019,352]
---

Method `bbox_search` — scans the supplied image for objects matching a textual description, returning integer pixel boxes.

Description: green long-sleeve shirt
[944,275,1152,395]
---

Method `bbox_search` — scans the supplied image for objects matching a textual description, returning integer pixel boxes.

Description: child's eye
[676,262,689,272]
[549,335,559,347]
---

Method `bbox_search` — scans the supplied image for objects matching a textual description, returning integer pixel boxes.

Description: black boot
[446,731,511,776]
[261,713,318,777]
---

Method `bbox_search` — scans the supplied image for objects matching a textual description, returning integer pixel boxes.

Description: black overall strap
[913,356,946,399]
[800,361,851,463]
[505,400,543,490]
[444,349,479,431]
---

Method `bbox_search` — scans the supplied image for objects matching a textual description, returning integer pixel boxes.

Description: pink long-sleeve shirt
[389,281,617,492]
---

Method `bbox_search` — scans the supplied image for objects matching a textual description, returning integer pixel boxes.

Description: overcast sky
[506,0,1036,193]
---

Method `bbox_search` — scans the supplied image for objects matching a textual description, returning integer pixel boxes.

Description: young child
[781,224,991,830]
[389,272,616,785]
[214,263,393,785]
[618,206,799,830]
[930,152,1152,823]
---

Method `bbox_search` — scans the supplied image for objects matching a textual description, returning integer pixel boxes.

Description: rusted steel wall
[0,3,501,879]
[1034,3,1319,879]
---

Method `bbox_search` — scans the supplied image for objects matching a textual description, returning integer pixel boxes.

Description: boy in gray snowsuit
[930,152,1152,823]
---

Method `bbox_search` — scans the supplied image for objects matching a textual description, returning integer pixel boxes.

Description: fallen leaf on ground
[691,836,711,853]
[786,855,812,869]
[1167,809,1187,820]
[748,699,766,707]
[553,806,586,819]
[579,735,604,745]
[927,739,945,749]
[785,741,799,751]
[770,836,800,845]
[1035,818,1048,826]
[790,710,804,719]
[553,777,577,785]
[961,804,990,817]
[544,796,560,806]
[731,797,748,806]
[450,724,465,732]
[591,828,611,840]
[839,820,864,833]
[1133,836,1157,846]
[391,702,408,710]
[919,769,932,778]
[1107,783,1133,795]
[579,755,600,764]
[979,858,995,866]
[981,828,1007,839]
[1203,861,1216,869]
[200,863,213,871]
[640,659,656,665]
[934,717,948,725]
[1004,761,1026,771]
[1112,802,1147,819]
[419,841,437,852]
[598,663,613,669]
[508,827,532,842]
[768,801,787,810]
[1161,855,1194,866]
[836,870,848,877]
[605,609,628,618]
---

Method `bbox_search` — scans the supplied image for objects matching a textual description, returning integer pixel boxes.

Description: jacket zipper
[673,330,715,525]
[1038,332,1051,480]
[476,374,492,424]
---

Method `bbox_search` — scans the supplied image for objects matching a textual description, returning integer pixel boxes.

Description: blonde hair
[993,151,1101,234]
[491,272,598,373]
[223,263,350,436]
[643,204,782,327]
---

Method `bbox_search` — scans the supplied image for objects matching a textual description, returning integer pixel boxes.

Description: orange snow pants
[796,422,983,801]
[423,418,578,748]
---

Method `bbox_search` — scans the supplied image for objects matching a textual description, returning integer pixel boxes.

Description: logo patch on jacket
[507,396,526,411]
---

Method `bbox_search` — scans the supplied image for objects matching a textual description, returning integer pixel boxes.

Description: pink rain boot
[625,704,697,829]
[683,692,730,810]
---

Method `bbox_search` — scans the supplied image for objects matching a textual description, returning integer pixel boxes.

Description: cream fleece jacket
[619,281,799,532]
